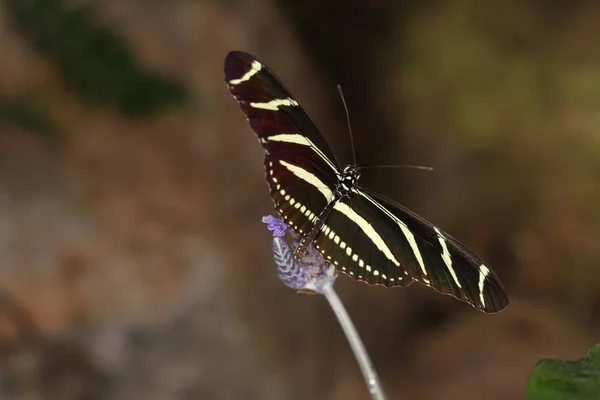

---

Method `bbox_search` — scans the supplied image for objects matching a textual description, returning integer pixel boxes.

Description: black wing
[316,187,508,313]
[225,51,340,234]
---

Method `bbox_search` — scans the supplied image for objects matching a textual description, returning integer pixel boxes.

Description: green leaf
[526,344,600,400]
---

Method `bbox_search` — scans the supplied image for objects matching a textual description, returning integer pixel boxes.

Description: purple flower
[262,216,337,294]
[261,215,288,238]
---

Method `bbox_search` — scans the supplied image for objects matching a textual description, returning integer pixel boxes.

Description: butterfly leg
[293,198,337,260]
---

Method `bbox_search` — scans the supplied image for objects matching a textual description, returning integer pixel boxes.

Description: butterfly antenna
[337,84,357,166]
[359,164,434,172]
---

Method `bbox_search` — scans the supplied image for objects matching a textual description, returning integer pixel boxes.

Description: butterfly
[224,51,508,313]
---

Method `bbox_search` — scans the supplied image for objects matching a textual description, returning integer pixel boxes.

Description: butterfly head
[337,164,361,195]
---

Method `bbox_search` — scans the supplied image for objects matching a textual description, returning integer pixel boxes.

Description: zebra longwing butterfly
[224,51,508,313]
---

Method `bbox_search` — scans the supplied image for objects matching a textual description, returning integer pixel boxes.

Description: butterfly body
[293,163,360,260]
[224,51,508,313]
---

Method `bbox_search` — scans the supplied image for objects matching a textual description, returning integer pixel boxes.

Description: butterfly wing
[314,187,508,312]
[225,51,340,234]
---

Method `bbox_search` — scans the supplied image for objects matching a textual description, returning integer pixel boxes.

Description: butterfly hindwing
[354,188,508,312]
[312,193,414,287]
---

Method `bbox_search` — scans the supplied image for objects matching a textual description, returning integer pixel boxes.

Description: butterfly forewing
[225,51,339,164]
[226,51,342,236]
[267,154,335,236]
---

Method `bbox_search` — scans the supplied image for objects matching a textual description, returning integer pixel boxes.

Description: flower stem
[322,284,387,400]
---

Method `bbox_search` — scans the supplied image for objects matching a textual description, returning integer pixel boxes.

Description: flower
[262,216,337,294]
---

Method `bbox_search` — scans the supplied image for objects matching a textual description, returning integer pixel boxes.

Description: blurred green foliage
[0,96,60,142]
[5,0,190,117]
[526,344,600,400]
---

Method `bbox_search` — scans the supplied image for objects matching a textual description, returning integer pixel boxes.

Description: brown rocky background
[0,0,599,399]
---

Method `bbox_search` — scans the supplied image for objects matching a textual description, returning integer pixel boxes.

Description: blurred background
[0,0,599,399]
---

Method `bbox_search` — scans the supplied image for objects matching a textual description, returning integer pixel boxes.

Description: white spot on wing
[266,134,339,174]
[250,98,299,110]
[333,201,400,267]
[478,264,491,308]
[267,133,310,146]
[355,189,426,275]
[398,223,427,277]
[279,161,333,200]
[434,227,462,289]
[229,60,262,85]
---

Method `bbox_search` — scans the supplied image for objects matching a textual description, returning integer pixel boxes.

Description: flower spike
[262,216,337,294]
